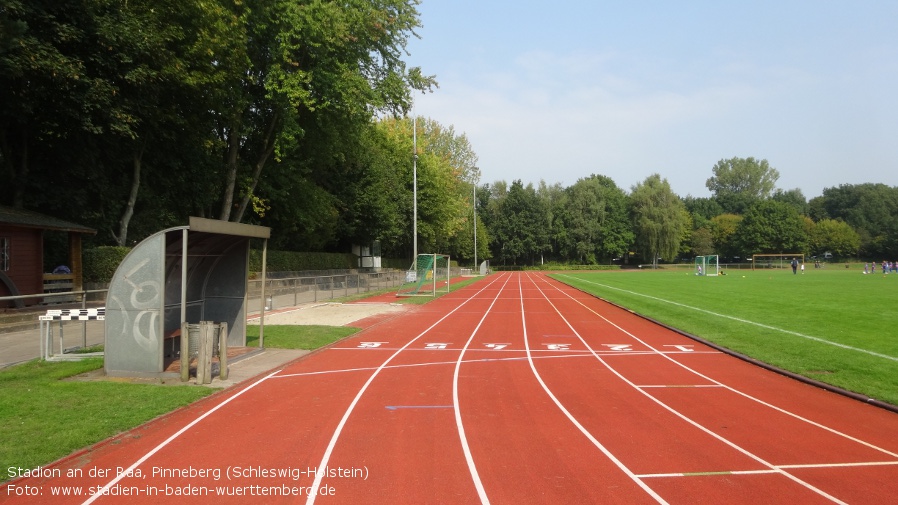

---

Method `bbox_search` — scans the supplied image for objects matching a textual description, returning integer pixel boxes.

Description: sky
[403,1,898,200]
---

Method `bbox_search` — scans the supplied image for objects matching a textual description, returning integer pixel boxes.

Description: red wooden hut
[0,206,96,308]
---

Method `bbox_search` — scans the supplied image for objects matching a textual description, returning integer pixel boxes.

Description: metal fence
[247,270,405,311]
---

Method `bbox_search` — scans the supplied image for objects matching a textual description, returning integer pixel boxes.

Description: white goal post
[751,254,804,270]
[694,255,719,276]
[397,253,451,297]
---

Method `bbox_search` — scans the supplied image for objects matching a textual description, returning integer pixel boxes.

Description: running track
[5,272,898,504]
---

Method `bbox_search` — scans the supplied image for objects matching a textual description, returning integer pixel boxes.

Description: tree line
[479,159,898,266]
[3,3,895,268]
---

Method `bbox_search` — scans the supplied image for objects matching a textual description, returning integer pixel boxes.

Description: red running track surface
[4,272,898,504]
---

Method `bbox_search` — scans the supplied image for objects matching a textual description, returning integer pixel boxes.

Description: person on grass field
[791,258,798,274]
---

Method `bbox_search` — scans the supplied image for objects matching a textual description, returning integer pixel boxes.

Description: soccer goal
[751,254,804,270]
[694,255,719,276]
[397,254,451,297]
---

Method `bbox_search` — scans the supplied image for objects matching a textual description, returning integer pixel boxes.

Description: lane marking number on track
[604,344,633,352]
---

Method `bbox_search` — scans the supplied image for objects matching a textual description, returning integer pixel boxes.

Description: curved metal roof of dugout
[104,217,270,378]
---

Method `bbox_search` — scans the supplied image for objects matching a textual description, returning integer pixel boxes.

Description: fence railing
[1,270,405,322]
[0,289,108,308]
[246,270,405,311]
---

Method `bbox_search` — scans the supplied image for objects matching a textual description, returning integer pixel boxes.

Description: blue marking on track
[385,405,453,411]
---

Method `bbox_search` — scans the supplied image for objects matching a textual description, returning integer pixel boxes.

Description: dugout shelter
[104,217,270,378]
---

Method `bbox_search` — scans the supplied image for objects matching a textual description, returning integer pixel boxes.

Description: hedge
[82,246,131,283]
[83,247,410,283]
[248,250,357,273]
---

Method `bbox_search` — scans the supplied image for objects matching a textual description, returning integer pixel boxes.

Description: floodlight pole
[473,181,477,271]
[413,116,418,259]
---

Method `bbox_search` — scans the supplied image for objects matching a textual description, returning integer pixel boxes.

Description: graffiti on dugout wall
[109,256,161,352]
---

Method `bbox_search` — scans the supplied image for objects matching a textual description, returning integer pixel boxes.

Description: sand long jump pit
[248,302,411,327]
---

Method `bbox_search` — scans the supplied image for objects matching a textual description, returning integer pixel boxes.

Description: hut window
[0,237,8,271]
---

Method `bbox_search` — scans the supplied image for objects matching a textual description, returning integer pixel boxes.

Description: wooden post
[218,322,229,380]
[197,321,213,384]
[180,322,190,382]
[68,233,84,298]
[259,241,267,348]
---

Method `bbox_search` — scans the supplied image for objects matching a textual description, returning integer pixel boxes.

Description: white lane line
[452,273,514,505]
[271,353,596,379]
[637,459,898,479]
[327,347,718,355]
[81,369,282,505]
[516,274,670,504]
[525,273,850,505]
[558,274,898,363]
[543,275,898,460]
[305,273,509,504]
[638,384,724,389]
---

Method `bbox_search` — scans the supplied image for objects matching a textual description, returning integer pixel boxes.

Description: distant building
[0,206,96,307]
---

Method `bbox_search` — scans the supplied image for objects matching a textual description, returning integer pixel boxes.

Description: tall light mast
[473,181,477,271]
[412,116,418,259]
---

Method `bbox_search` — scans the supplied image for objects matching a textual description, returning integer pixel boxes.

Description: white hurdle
[39,308,105,360]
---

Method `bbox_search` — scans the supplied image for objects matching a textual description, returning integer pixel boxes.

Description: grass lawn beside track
[551,267,898,406]
[0,359,215,476]
[2,277,482,477]
[245,324,359,348]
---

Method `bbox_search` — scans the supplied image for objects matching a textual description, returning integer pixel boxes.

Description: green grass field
[1,276,486,476]
[1,325,361,478]
[551,267,898,406]
[0,359,215,474]
[245,324,359,349]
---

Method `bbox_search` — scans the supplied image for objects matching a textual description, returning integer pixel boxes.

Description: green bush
[381,257,410,269]
[84,247,377,282]
[248,250,357,273]
[83,246,131,283]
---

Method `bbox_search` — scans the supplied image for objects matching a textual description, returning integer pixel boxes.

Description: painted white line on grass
[545,275,898,461]
[81,369,282,505]
[527,273,851,505]
[558,274,898,363]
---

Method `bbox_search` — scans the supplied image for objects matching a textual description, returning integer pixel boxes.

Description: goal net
[751,254,804,270]
[694,255,719,276]
[397,254,451,297]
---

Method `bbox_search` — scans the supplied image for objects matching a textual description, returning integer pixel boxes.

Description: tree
[561,177,605,264]
[683,195,724,229]
[212,0,436,223]
[772,188,808,216]
[705,157,780,214]
[90,0,228,245]
[537,181,566,262]
[630,174,687,267]
[814,183,898,258]
[489,180,548,265]
[0,1,105,208]
[807,196,829,222]
[558,175,633,264]
[808,219,861,259]
[690,227,715,256]
[710,214,743,259]
[734,200,807,256]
